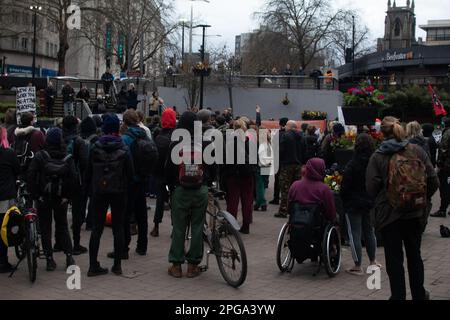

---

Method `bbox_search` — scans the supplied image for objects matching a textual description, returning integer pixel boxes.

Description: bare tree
[329,12,374,65]
[257,0,348,69]
[80,0,176,74]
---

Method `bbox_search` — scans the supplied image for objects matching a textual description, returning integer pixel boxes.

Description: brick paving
[0,190,449,300]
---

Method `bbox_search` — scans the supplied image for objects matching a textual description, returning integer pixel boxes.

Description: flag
[428,84,447,117]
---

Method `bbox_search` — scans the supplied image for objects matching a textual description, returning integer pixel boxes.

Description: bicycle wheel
[214,222,247,288]
[276,223,294,273]
[26,220,38,283]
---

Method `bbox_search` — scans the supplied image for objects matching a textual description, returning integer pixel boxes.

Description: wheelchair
[276,203,342,277]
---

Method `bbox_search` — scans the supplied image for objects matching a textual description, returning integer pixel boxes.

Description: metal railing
[159,74,339,90]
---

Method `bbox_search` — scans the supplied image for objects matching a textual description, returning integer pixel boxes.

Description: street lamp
[352,15,355,84]
[30,5,42,82]
[193,24,211,110]
[188,0,210,54]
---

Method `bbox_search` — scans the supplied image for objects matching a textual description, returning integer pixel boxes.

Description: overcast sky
[174,0,450,53]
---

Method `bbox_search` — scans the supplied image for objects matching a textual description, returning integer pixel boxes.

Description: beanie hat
[422,123,434,137]
[161,108,177,129]
[102,113,120,135]
[80,117,97,137]
[46,128,63,146]
[178,111,198,134]
[279,118,289,127]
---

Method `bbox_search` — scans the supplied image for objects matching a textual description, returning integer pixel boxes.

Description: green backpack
[387,144,427,212]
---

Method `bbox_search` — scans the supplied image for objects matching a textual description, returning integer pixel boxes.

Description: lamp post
[30,5,42,82]
[352,15,355,84]
[188,0,210,54]
[194,24,211,110]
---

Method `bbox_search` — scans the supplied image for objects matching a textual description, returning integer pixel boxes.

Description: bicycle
[185,188,247,288]
[10,181,42,283]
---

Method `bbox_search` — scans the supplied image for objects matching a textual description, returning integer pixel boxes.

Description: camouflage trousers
[278,164,302,216]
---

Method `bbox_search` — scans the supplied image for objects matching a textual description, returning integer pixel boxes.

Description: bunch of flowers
[324,172,343,193]
[302,110,328,120]
[330,131,356,151]
[193,62,210,71]
[369,130,384,148]
[344,81,386,108]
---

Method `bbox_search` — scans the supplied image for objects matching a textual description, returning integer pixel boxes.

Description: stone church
[377,0,417,51]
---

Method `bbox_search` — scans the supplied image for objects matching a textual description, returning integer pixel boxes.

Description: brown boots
[168,264,201,278]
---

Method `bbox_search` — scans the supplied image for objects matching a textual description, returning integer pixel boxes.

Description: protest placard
[16,86,36,125]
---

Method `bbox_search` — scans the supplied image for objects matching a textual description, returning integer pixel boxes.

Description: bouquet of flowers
[369,130,384,148]
[330,131,356,151]
[302,110,328,120]
[344,81,386,108]
[324,172,343,193]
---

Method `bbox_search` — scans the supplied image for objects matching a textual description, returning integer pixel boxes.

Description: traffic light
[345,48,354,64]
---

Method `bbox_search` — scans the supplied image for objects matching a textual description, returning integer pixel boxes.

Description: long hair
[381,116,406,142]
[406,121,423,139]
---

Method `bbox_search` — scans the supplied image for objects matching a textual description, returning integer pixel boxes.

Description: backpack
[126,131,159,177]
[40,151,72,200]
[1,206,24,248]
[67,136,86,186]
[387,144,427,212]
[178,141,204,189]
[91,145,128,195]
[288,203,323,264]
[13,132,34,172]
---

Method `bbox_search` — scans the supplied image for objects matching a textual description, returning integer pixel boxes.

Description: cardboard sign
[16,87,36,125]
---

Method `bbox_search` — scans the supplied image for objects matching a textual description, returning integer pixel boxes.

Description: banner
[16,86,36,125]
[428,84,447,117]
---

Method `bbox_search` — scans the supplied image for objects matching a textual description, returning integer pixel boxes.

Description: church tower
[378,0,417,51]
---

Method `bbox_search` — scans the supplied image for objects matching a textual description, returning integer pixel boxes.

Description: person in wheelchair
[287,158,337,263]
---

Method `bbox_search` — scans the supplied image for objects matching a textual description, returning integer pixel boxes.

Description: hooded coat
[366,139,439,231]
[288,158,336,221]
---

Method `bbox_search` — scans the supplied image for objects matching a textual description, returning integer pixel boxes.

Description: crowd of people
[0,103,448,300]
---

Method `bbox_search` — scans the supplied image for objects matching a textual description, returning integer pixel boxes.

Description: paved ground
[0,189,449,300]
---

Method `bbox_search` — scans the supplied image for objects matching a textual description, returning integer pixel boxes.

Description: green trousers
[255,172,269,208]
[169,185,208,265]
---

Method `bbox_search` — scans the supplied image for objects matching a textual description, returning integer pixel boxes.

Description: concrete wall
[157,86,343,120]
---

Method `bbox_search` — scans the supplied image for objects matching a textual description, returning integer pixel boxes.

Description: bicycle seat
[209,188,226,199]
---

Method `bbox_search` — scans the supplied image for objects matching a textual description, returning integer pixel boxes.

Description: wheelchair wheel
[322,224,341,277]
[276,223,294,273]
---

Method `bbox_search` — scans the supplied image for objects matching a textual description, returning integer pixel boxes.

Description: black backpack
[40,151,72,200]
[126,131,159,177]
[288,203,324,263]
[13,132,34,172]
[91,145,128,195]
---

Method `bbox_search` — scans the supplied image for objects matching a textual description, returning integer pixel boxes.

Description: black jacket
[64,133,89,179]
[221,134,258,178]
[127,90,138,108]
[428,136,438,167]
[280,130,303,167]
[0,147,20,201]
[27,144,78,200]
[302,134,320,164]
[154,128,174,180]
[76,90,91,102]
[340,153,374,211]
[62,85,75,103]
[84,135,134,196]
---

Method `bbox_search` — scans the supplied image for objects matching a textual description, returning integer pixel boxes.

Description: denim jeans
[64,102,74,116]
[347,209,377,266]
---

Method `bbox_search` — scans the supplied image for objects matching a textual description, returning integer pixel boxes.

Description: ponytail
[0,127,9,149]
[381,116,406,142]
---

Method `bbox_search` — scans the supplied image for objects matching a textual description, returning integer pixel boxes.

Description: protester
[2,109,17,145]
[76,86,91,103]
[366,116,438,300]
[223,119,257,234]
[127,84,138,110]
[433,118,450,218]
[0,127,20,273]
[28,128,76,271]
[85,114,133,276]
[137,110,152,140]
[255,127,273,212]
[101,68,114,95]
[150,108,177,237]
[321,122,346,168]
[62,81,75,116]
[302,125,320,164]
[422,123,438,167]
[406,121,430,156]
[165,111,212,278]
[275,120,303,218]
[45,82,56,117]
[150,92,164,117]
[269,117,289,206]
[341,133,379,276]
[117,86,128,113]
